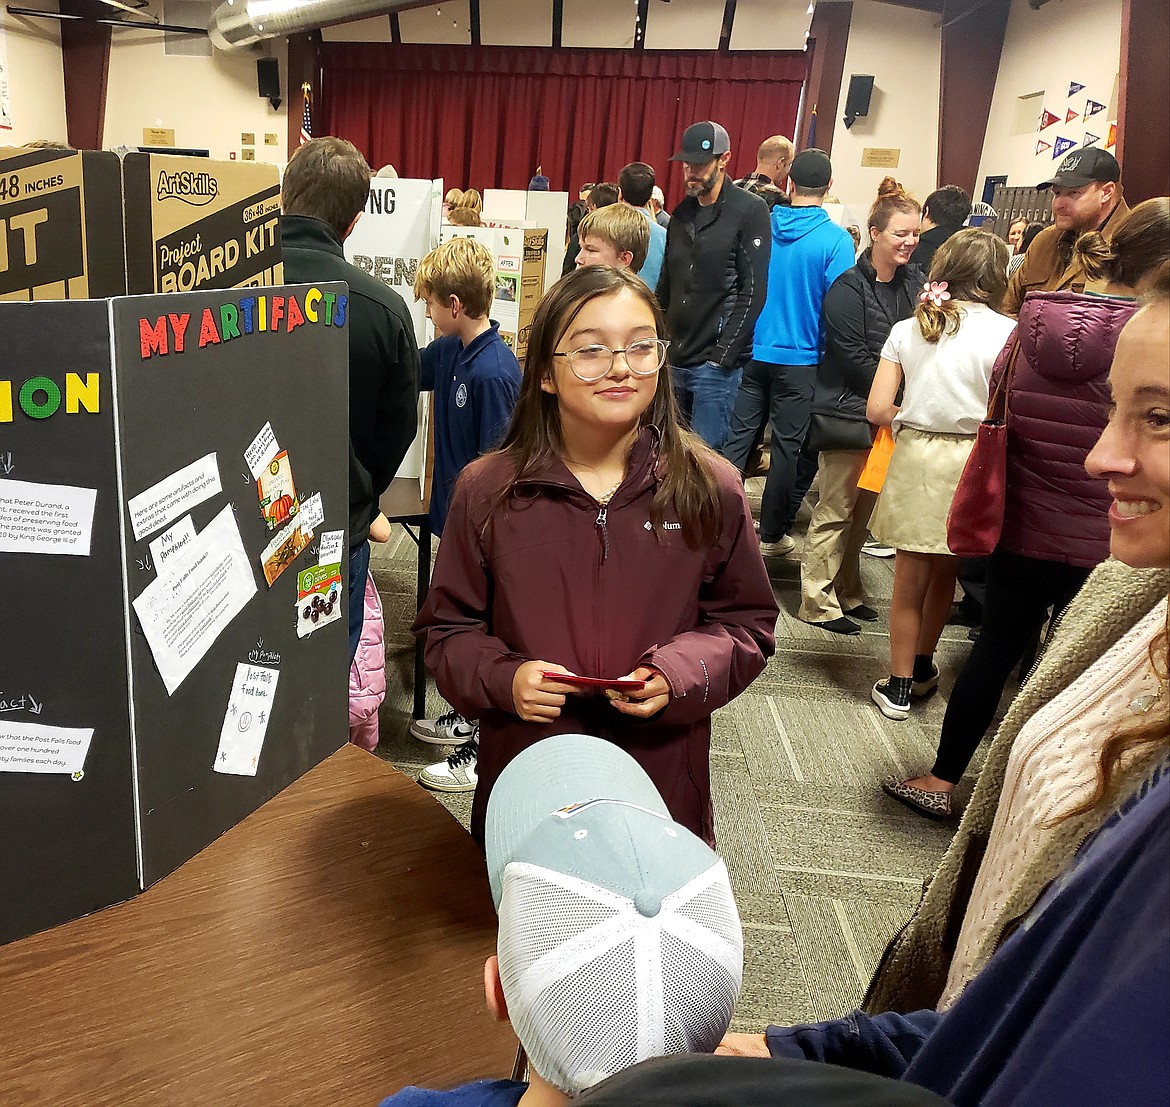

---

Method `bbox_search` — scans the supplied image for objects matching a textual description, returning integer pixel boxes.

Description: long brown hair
[1055,272,1170,822]
[491,266,723,548]
[916,228,1009,342]
[1073,196,1170,289]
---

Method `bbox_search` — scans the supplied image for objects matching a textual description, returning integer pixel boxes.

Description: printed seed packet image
[257,450,300,530]
[296,561,343,638]
[261,516,313,586]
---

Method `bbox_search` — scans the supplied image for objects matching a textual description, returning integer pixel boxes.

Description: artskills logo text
[156,171,220,206]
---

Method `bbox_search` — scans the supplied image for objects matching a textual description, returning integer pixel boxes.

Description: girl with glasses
[413,265,778,846]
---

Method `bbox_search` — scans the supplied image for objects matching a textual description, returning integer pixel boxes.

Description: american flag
[299,83,313,146]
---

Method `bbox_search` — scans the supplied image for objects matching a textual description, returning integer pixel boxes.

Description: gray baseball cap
[670,121,731,164]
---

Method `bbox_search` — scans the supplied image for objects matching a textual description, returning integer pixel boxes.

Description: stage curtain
[321,44,807,204]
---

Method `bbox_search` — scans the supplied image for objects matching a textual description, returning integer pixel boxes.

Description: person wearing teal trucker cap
[378,734,743,1107]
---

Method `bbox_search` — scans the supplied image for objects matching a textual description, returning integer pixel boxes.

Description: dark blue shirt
[421,323,521,535]
[378,1078,526,1106]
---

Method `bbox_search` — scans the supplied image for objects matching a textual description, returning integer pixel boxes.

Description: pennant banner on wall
[1065,108,1079,123]
[1039,109,1060,131]
[1106,123,1117,149]
[1083,132,1101,148]
[1053,137,1076,159]
[1068,81,1085,97]
[1084,99,1107,120]
[1036,139,1053,156]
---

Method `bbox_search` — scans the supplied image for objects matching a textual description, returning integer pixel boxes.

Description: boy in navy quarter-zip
[409,237,522,777]
[415,238,523,537]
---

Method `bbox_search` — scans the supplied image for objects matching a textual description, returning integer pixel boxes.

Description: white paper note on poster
[318,529,345,565]
[132,504,257,695]
[0,721,93,776]
[0,478,97,556]
[148,514,196,568]
[127,453,222,542]
[299,491,324,531]
[244,422,280,480]
[213,663,279,776]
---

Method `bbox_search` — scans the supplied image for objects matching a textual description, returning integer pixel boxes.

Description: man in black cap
[1003,146,1128,315]
[723,148,855,558]
[657,120,771,451]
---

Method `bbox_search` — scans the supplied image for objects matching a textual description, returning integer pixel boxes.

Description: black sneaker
[911,666,939,699]
[872,678,911,720]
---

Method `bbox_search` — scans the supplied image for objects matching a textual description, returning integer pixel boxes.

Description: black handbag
[805,412,876,453]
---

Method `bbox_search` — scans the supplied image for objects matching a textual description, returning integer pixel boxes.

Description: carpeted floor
[368,476,995,1031]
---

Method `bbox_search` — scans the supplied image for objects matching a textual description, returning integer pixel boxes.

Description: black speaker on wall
[843,75,874,129]
[257,58,282,110]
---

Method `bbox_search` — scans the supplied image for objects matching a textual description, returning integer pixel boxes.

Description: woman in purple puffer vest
[883,198,1170,818]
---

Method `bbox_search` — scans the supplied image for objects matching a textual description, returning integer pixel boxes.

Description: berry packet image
[296,561,343,638]
[258,451,301,530]
[261,515,313,586]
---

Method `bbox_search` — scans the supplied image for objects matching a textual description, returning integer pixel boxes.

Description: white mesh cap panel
[497,859,743,1095]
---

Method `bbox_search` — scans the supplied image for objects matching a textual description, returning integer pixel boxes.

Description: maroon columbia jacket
[996,290,1138,568]
[413,427,779,845]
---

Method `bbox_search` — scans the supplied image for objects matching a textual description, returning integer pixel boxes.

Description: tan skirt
[870,427,974,555]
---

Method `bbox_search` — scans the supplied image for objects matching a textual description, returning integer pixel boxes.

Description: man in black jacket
[910,186,971,272]
[280,136,421,662]
[657,121,770,451]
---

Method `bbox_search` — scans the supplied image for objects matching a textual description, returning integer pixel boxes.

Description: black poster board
[0,302,138,943]
[113,285,350,885]
[0,283,350,941]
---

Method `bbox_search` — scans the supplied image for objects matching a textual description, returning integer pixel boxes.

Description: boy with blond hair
[409,236,521,782]
[575,202,651,276]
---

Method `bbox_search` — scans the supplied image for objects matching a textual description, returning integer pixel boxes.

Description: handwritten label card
[299,491,324,531]
[213,664,279,776]
[148,514,196,568]
[244,422,280,480]
[317,529,345,566]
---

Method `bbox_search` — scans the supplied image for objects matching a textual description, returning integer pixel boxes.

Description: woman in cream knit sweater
[865,267,1170,1014]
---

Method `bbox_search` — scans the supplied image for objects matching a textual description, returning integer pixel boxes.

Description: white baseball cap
[486,735,743,1095]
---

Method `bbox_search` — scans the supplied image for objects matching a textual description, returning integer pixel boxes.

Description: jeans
[722,360,816,541]
[673,361,743,452]
[348,540,371,667]
[931,548,1092,784]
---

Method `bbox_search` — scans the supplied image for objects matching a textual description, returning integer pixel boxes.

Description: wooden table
[380,476,433,720]
[0,745,516,1105]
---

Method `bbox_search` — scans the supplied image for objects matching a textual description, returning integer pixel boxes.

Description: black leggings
[932,548,1092,784]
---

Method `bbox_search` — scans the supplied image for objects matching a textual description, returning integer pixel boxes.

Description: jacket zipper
[594,502,610,677]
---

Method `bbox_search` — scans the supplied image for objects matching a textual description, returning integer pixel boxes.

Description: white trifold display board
[344,178,442,494]
[483,188,568,292]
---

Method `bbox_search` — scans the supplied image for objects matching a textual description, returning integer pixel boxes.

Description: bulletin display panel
[110,283,351,886]
[0,300,139,943]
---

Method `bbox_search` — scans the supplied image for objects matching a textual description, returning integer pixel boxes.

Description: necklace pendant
[1128,691,1162,716]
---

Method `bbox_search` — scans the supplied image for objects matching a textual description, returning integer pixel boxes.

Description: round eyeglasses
[553,338,669,383]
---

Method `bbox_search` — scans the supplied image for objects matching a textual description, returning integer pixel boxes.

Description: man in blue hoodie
[722,150,855,556]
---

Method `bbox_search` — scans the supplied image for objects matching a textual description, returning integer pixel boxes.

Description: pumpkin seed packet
[257,450,300,531]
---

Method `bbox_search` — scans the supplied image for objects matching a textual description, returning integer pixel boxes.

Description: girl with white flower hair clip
[863,228,1015,726]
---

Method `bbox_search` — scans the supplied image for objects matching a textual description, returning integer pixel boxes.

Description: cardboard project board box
[122,153,283,294]
[0,283,350,944]
[483,188,568,293]
[0,147,127,300]
[440,224,548,359]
